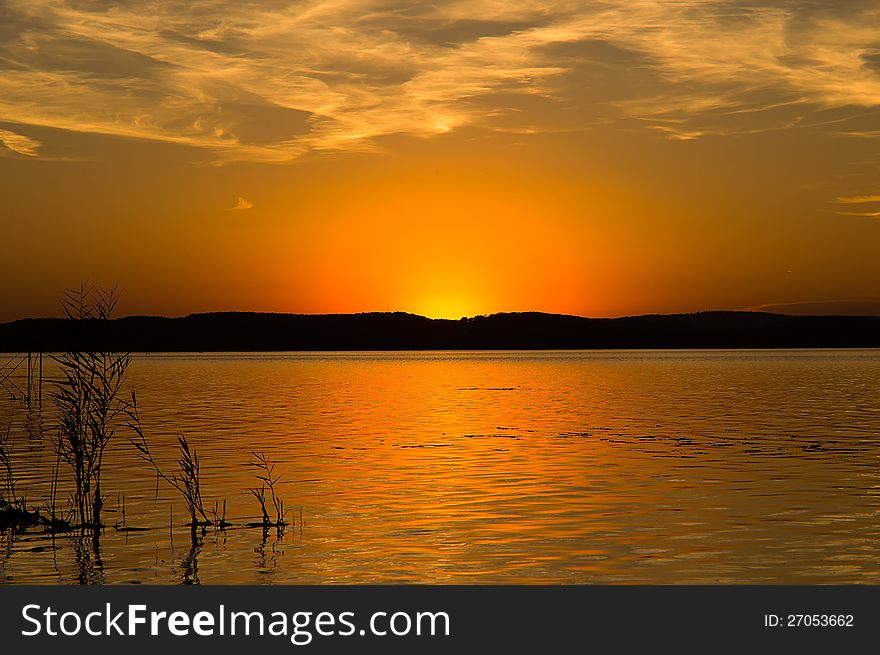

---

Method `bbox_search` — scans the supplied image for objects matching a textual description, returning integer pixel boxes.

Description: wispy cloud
[0,127,40,156]
[834,192,880,216]
[0,1,878,161]
[836,194,880,204]
[229,196,254,211]
[837,130,880,138]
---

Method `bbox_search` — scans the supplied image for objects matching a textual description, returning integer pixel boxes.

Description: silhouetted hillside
[1,311,879,352]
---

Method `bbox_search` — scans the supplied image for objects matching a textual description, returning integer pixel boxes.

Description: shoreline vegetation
[2,310,880,353]
[1,285,294,584]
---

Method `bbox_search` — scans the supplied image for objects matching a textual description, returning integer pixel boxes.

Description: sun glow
[414,293,484,320]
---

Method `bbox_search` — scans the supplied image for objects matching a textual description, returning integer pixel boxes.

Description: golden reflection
[4,351,878,583]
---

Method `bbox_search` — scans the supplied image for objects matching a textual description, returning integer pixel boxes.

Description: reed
[210,499,230,529]
[42,450,73,532]
[0,424,19,510]
[0,424,60,531]
[128,393,210,531]
[250,452,287,527]
[50,283,130,530]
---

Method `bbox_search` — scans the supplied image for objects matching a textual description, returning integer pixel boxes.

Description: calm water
[2,349,880,584]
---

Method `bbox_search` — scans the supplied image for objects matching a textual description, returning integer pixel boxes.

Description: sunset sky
[1,0,879,320]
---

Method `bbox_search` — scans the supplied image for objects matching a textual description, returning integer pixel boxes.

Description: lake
[2,349,880,584]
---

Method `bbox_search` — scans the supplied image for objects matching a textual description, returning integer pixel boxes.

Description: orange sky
[1,1,879,320]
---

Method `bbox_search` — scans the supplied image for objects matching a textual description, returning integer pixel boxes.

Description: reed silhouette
[0,424,32,528]
[210,498,230,529]
[50,283,130,531]
[128,395,211,533]
[1,422,73,533]
[250,452,287,530]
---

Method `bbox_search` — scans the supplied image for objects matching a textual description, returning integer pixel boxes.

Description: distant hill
[0,311,879,352]
[749,300,880,316]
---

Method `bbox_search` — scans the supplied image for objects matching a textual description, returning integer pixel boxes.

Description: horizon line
[5,307,880,325]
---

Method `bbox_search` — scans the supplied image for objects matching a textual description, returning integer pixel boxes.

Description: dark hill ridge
[0,310,879,352]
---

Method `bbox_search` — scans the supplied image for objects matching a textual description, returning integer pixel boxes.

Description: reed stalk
[250,452,287,527]
[127,393,210,530]
[50,283,130,530]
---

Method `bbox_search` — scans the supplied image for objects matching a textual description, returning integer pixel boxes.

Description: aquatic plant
[250,451,287,528]
[0,424,69,532]
[0,424,32,529]
[210,499,230,529]
[0,424,19,509]
[41,450,73,532]
[50,283,130,530]
[128,393,210,530]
